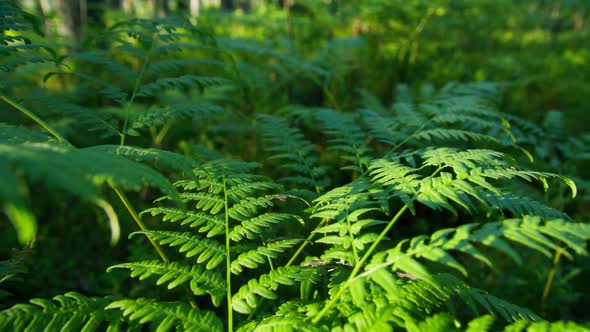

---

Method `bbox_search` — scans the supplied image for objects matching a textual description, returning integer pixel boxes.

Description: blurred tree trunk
[190,0,200,16]
[155,0,170,17]
[235,0,250,11]
[58,0,84,48]
[121,0,134,15]
[220,0,233,11]
[178,0,200,18]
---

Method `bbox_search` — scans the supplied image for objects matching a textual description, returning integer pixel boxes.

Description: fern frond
[315,108,372,172]
[369,147,575,216]
[232,266,317,314]
[257,114,329,194]
[85,144,198,178]
[0,142,182,243]
[230,239,302,274]
[360,108,406,146]
[131,230,225,269]
[146,58,226,73]
[229,213,295,242]
[136,75,230,98]
[365,216,590,283]
[67,51,135,82]
[140,207,225,237]
[129,102,226,132]
[413,128,497,143]
[108,260,226,306]
[0,123,55,144]
[106,298,223,332]
[0,292,123,331]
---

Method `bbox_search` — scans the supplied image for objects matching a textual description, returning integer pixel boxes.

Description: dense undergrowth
[1,1,590,331]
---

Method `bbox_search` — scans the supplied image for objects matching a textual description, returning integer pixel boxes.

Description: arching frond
[257,114,329,194]
[136,75,230,98]
[108,260,226,306]
[131,230,225,269]
[0,292,123,331]
[106,298,223,332]
[232,266,318,314]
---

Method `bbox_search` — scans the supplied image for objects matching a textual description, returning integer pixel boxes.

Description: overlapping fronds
[368,147,575,216]
[106,298,223,332]
[257,114,329,195]
[117,158,308,326]
[0,292,123,331]
[232,266,318,314]
[107,260,227,306]
[0,142,180,243]
[315,108,372,172]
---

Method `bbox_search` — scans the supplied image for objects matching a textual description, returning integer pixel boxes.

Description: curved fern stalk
[0,96,173,262]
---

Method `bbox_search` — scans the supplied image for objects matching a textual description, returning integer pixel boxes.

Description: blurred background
[9,0,590,132]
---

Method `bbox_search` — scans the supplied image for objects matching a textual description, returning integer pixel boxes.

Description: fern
[314,108,373,172]
[258,113,330,195]
[106,298,223,332]
[116,159,310,328]
[0,292,124,331]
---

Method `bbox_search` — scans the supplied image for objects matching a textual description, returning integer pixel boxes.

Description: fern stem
[120,50,151,145]
[346,212,360,266]
[311,202,411,323]
[110,183,169,263]
[0,94,71,145]
[223,178,233,332]
[286,219,328,267]
[311,165,444,323]
[541,248,562,308]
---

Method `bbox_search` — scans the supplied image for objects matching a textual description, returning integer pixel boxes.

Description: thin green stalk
[110,183,169,262]
[542,249,562,307]
[223,178,233,332]
[311,165,443,323]
[2,94,170,263]
[286,219,328,267]
[311,203,411,323]
[120,50,151,145]
[346,212,360,266]
[0,95,71,145]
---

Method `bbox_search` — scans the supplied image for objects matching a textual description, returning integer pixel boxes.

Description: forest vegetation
[1,0,590,331]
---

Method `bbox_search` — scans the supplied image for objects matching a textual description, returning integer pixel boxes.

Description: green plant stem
[286,219,328,267]
[110,183,169,262]
[223,178,233,332]
[120,50,151,145]
[0,95,71,146]
[542,249,562,307]
[311,165,443,323]
[311,203,411,323]
[2,94,171,263]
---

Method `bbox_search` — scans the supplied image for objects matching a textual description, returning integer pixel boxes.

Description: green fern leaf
[107,260,226,306]
[130,231,225,269]
[140,207,225,237]
[136,75,230,97]
[232,266,317,314]
[0,292,123,331]
[230,239,302,274]
[106,298,223,332]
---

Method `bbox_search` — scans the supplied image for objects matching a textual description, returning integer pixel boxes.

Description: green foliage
[0,1,589,331]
